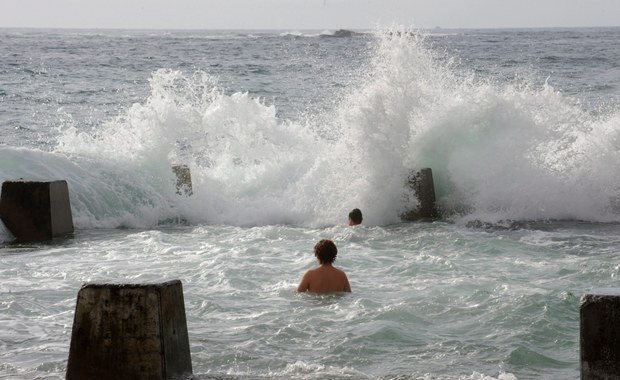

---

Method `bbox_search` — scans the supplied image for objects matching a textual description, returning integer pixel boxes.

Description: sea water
[1,26,620,379]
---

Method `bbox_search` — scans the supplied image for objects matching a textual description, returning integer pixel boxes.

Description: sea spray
[321,27,461,225]
[46,26,620,228]
[347,28,620,224]
[0,147,175,229]
[422,78,620,223]
[55,69,324,227]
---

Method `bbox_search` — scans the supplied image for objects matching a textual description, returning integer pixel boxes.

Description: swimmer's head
[314,239,337,264]
[348,208,363,226]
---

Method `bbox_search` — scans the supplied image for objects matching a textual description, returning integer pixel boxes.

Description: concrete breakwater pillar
[172,164,193,196]
[0,180,74,242]
[581,288,620,380]
[401,168,438,221]
[66,280,193,380]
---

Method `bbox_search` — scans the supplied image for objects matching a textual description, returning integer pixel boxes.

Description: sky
[1,0,620,30]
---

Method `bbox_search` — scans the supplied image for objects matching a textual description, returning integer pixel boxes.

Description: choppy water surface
[3,221,620,379]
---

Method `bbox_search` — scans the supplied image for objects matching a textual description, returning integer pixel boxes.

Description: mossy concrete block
[66,280,193,380]
[0,180,74,242]
[172,164,193,196]
[401,168,438,221]
[581,288,620,380]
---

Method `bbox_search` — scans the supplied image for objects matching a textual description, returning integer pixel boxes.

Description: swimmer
[348,208,363,226]
[297,239,351,293]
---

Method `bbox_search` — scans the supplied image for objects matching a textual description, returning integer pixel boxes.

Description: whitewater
[1,26,620,379]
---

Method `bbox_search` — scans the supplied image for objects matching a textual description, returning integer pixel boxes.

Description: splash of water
[333,26,620,224]
[39,26,620,228]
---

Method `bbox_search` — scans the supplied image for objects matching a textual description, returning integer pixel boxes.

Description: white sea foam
[3,26,619,230]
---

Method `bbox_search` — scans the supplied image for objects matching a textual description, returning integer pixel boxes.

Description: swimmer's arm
[297,271,311,292]
[343,275,352,292]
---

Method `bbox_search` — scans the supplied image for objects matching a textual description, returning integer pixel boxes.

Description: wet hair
[348,208,363,225]
[314,239,338,264]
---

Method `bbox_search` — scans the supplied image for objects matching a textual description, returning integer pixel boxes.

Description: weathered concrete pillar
[581,288,620,380]
[401,168,438,221]
[66,280,193,380]
[0,180,74,242]
[172,164,193,196]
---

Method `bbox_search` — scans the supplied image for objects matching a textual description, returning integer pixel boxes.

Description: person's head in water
[348,208,363,226]
[314,239,338,264]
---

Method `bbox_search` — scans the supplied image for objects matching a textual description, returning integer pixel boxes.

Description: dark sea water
[1,26,620,379]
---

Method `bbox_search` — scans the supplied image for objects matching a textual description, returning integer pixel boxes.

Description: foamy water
[4,221,612,379]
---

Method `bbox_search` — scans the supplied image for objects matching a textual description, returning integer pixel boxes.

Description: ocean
[1,26,620,379]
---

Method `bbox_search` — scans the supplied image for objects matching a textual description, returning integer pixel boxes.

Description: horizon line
[1,25,620,32]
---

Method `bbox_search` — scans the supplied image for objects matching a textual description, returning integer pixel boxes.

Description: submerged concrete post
[401,168,438,221]
[0,180,74,242]
[172,164,193,196]
[581,288,620,380]
[66,280,193,380]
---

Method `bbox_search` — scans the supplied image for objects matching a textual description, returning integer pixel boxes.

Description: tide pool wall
[401,168,438,221]
[0,180,73,242]
[581,288,620,380]
[66,280,192,380]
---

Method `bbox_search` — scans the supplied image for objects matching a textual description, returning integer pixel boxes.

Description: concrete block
[581,288,620,380]
[401,168,438,221]
[172,164,193,196]
[0,180,74,242]
[66,280,193,380]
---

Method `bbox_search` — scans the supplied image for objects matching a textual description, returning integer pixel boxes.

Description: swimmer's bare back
[297,264,351,293]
